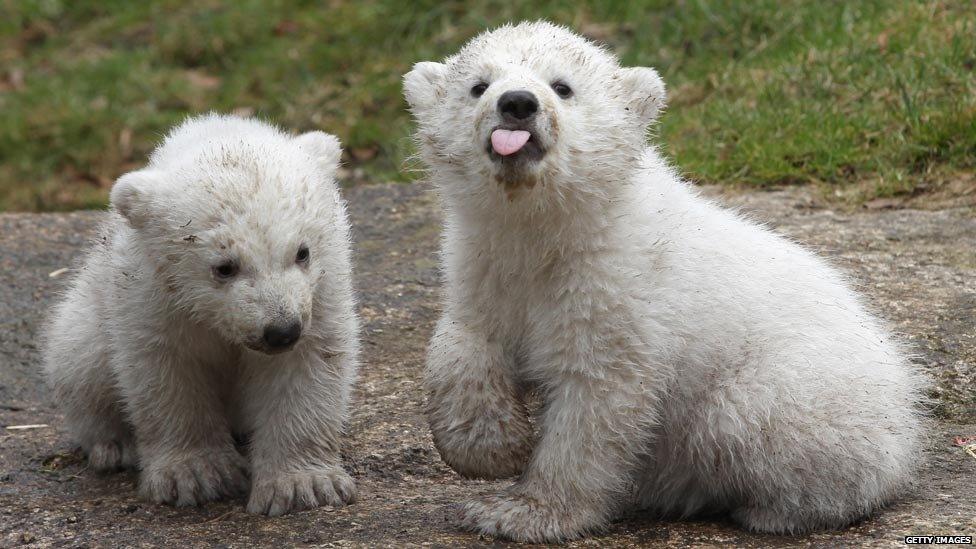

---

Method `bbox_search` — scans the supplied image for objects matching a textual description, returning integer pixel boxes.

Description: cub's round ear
[613,67,667,122]
[403,61,447,112]
[110,170,162,228]
[294,131,342,173]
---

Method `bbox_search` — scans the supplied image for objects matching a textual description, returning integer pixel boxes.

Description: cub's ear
[403,61,447,112]
[613,66,667,122]
[294,131,342,173]
[110,169,163,229]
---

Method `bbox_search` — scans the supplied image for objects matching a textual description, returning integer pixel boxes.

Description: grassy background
[0,0,973,211]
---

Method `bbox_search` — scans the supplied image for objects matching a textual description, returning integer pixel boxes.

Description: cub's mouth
[244,339,298,356]
[486,126,546,163]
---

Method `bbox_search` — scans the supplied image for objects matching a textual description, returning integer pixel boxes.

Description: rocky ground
[1,183,973,548]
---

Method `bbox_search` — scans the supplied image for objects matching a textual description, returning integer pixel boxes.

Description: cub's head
[404,21,666,194]
[110,117,347,355]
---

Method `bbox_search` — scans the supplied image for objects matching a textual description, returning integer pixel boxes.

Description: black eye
[470,82,488,98]
[213,261,238,280]
[296,245,310,265]
[552,81,573,99]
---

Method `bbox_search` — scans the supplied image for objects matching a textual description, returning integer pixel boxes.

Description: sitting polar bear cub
[43,114,359,516]
[405,21,926,542]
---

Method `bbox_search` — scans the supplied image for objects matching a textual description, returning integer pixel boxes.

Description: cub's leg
[242,348,357,516]
[43,288,135,471]
[425,314,534,479]
[460,368,663,542]
[639,347,924,534]
[113,342,248,507]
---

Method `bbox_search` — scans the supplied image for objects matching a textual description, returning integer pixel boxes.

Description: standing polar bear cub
[43,114,359,516]
[406,22,927,542]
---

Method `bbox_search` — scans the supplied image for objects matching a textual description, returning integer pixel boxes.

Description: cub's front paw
[436,433,533,480]
[139,449,249,506]
[247,466,356,517]
[432,412,535,479]
[459,490,603,543]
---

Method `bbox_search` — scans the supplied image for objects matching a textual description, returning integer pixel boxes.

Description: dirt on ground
[1,183,973,548]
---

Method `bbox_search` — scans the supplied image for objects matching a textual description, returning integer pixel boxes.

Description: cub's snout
[498,90,538,121]
[262,320,302,352]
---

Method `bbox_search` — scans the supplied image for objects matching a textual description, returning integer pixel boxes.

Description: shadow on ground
[1,183,973,547]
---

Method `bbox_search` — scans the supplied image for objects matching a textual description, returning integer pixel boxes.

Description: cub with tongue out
[404,21,926,543]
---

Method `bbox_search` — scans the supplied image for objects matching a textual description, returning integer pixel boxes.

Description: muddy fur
[405,21,928,543]
[42,114,359,516]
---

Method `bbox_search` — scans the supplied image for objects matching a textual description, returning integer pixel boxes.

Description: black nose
[263,321,302,349]
[498,90,539,120]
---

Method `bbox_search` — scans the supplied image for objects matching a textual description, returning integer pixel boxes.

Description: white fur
[43,114,359,516]
[406,21,927,542]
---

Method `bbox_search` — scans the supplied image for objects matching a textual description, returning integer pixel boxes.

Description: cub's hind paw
[87,439,136,472]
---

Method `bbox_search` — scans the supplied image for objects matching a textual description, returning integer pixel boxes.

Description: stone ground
[1,183,973,548]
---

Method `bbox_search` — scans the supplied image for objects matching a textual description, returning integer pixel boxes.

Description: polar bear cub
[405,21,927,542]
[43,114,359,516]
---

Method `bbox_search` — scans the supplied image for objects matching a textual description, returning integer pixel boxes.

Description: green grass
[1,0,973,211]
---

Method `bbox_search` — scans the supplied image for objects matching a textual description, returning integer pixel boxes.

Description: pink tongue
[491,129,531,156]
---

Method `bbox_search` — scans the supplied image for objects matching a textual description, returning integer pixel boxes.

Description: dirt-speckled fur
[404,21,928,543]
[42,114,359,516]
